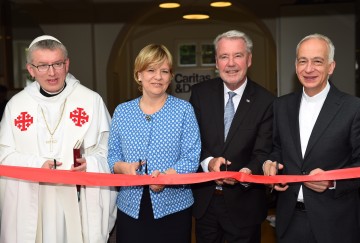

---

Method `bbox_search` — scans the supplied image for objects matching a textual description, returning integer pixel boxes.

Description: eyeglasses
[30,61,66,72]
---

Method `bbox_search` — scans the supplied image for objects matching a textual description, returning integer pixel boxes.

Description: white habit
[0,74,117,243]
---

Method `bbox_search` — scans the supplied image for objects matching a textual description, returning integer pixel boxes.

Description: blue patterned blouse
[108,95,201,219]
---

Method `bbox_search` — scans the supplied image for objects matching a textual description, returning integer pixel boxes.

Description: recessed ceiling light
[210,1,232,7]
[159,2,181,8]
[182,13,210,20]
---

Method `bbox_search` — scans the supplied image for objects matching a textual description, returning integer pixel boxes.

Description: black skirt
[116,186,192,243]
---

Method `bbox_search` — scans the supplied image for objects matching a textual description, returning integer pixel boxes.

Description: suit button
[301,171,307,175]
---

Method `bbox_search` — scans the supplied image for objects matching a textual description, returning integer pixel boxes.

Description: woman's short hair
[133,44,173,89]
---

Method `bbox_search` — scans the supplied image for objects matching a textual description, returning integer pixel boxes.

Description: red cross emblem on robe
[14,112,34,131]
[70,107,89,127]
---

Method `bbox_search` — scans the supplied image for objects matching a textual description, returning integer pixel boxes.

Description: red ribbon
[1,165,360,186]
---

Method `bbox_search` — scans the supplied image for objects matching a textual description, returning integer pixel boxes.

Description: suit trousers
[195,192,261,243]
[278,209,317,243]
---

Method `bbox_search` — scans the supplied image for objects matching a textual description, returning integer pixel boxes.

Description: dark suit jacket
[189,78,275,227]
[270,84,360,243]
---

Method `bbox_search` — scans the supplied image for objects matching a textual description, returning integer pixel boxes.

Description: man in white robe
[0,35,117,243]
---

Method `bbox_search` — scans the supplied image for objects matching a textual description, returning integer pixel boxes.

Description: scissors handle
[270,162,279,193]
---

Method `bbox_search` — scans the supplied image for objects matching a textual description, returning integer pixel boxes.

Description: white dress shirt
[200,79,248,172]
[297,81,330,201]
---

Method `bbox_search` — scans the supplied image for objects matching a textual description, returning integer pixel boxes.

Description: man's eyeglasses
[30,61,66,72]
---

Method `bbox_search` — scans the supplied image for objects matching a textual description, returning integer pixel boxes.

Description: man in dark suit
[190,30,275,243]
[263,33,360,243]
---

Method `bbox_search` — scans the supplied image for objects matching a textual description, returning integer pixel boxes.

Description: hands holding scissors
[263,160,288,192]
[208,157,252,186]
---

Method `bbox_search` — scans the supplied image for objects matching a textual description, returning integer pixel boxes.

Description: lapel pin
[246,99,250,103]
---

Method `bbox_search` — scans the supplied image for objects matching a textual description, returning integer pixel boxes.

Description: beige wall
[23,2,354,114]
[278,3,355,96]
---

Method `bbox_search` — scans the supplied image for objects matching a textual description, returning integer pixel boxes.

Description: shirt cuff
[200,157,213,172]
[240,168,251,187]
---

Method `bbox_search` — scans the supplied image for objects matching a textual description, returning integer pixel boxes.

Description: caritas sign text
[171,69,215,101]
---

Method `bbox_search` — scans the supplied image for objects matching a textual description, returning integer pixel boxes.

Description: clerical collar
[40,82,67,97]
[302,81,330,103]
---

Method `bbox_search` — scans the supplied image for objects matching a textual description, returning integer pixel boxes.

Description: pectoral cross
[46,135,57,152]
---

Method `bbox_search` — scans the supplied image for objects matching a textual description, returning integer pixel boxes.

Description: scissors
[270,161,279,193]
[137,160,147,175]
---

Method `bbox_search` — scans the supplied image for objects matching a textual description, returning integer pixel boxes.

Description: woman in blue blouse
[108,44,201,243]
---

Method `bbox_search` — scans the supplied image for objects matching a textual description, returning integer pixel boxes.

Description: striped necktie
[224,91,236,139]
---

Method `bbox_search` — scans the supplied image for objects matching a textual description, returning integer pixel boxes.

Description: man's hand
[208,157,231,185]
[42,159,62,169]
[223,167,251,185]
[71,157,87,172]
[263,160,288,191]
[304,168,333,192]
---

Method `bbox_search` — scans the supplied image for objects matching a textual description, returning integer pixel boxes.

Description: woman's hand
[113,161,145,175]
[149,168,177,192]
